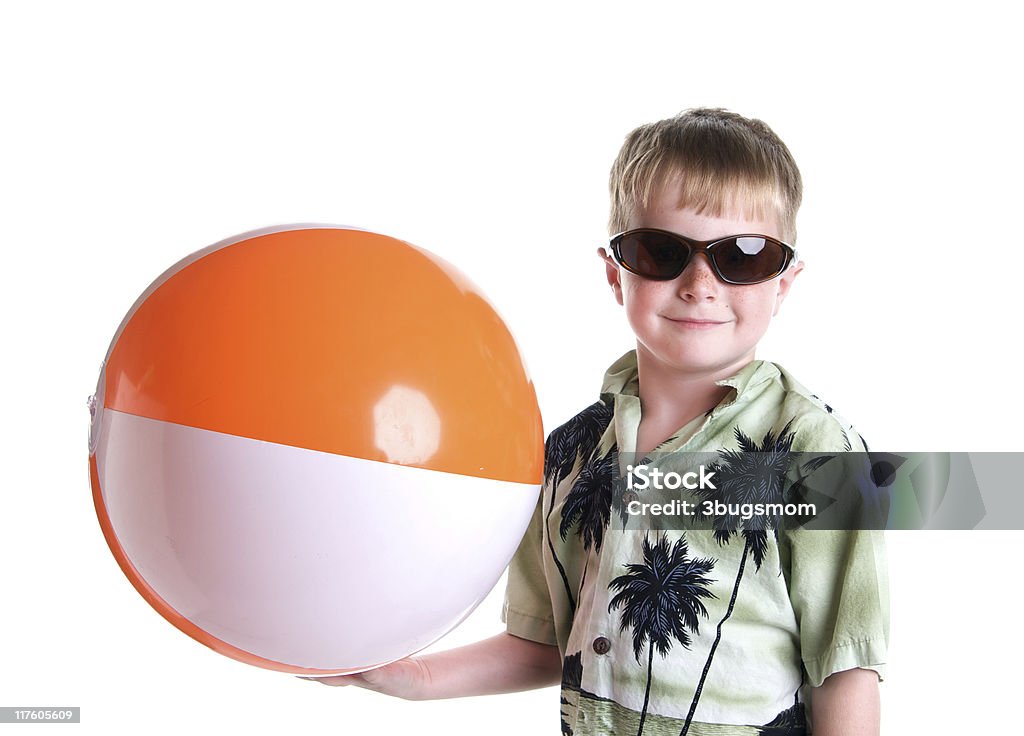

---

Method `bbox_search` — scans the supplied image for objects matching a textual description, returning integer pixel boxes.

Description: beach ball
[88,225,544,675]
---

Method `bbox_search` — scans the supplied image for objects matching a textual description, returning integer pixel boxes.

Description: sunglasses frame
[609,228,799,285]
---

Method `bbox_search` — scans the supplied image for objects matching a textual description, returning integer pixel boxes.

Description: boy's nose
[675,253,720,301]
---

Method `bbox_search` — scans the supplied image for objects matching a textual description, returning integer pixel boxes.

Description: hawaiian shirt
[502,351,888,736]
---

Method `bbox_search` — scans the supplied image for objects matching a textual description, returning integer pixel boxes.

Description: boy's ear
[773,259,804,315]
[599,247,624,306]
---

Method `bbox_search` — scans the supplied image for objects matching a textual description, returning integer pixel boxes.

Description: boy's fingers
[298,667,391,688]
[297,673,364,687]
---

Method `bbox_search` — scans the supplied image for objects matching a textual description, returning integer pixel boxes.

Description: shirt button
[592,636,611,655]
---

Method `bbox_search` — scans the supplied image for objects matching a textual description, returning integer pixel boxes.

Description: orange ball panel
[102,228,542,483]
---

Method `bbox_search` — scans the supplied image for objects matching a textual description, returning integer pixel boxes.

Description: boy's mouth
[664,316,729,329]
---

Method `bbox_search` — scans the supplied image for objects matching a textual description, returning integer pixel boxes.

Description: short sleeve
[501,494,558,646]
[771,395,889,686]
[781,525,889,687]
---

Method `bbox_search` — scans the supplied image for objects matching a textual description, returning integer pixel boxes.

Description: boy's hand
[299,658,432,700]
[298,632,560,701]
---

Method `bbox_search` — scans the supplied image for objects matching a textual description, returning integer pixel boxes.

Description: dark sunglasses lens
[713,237,787,283]
[617,231,689,279]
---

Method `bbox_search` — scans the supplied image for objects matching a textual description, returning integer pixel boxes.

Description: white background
[2,1,1021,733]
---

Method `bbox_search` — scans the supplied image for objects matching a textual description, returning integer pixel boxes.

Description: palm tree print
[559,446,620,602]
[758,702,807,735]
[608,533,716,736]
[545,400,613,490]
[544,400,614,612]
[560,447,618,552]
[560,651,583,736]
[561,650,583,690]
[678,420,798,736]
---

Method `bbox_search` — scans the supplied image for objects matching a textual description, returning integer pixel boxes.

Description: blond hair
[608,108,802,242]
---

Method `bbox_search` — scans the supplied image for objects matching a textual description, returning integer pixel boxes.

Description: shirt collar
[713,358,780,402]
[600,350,641,398]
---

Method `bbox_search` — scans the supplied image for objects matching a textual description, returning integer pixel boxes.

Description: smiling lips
[664,316,730,329]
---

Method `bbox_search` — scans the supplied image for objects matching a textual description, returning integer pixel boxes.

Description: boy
[309,108,888,736]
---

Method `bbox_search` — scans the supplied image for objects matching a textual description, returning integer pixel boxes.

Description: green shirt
[503,352,888,736]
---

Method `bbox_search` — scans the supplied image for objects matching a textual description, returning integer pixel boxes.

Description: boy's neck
[633,347,755,454]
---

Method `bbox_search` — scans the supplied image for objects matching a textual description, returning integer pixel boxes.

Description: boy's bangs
[657,166,787,233]
[634,157,789,236]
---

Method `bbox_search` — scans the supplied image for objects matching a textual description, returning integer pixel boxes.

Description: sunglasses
[609,228,798,285]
